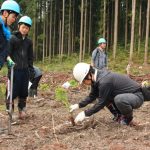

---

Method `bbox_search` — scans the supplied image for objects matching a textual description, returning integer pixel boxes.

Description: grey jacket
[91,47,107,69]
[79,70,142,116]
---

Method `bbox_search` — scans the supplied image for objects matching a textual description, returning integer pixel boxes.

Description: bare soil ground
[0,71,150,150]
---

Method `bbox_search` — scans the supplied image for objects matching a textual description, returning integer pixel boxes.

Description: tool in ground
[7,65,14,134]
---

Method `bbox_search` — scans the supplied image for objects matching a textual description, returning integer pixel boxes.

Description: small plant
[55,87,75,126]
[55,87,69,109]
[0,83,6,100]
[69,80,78,88]
[39,83,50,91]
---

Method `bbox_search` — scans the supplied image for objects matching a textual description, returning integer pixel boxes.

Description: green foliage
[0,105,5,111]
[0,83,6,100]
[55,87,70,109]
[35,53,81,72]
[69,80,78,88]
[39,83,50,91]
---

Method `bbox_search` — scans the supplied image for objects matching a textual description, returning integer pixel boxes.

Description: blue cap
[98,38,107,44]
[1,0,20,14]
[18,16,32,26]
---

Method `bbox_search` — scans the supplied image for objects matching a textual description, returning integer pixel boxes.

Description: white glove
[74,111,87,123]
[69,104,79,112]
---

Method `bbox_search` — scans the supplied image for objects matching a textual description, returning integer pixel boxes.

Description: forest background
[0,0,150,77]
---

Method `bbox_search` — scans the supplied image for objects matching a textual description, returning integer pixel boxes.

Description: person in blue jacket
[0,0,20,70]
[6,16,34,120]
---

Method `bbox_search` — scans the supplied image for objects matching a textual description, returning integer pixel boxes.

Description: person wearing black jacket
[6,16,34,120]
[70,63,144,126]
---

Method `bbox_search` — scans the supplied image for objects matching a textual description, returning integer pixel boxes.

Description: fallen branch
[52,114,59,143]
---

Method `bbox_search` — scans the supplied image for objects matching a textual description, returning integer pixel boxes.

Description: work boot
[119,115,136,126]
[18,110,27,120]
[18,107,27,120]
[112,114,122,122]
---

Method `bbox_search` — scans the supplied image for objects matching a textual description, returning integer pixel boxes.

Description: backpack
[141,86,150,101]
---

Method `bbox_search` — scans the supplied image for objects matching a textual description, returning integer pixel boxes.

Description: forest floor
[0,69,150,150]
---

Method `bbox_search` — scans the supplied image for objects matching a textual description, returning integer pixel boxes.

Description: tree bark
[129,0,136,63]
[144,0,150,65]
[113,0,118,59]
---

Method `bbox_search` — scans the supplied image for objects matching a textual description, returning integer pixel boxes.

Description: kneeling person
[70,63,144,126]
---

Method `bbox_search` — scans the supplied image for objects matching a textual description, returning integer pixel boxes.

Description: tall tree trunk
[59,20,62,57]
[103,0,106,37]
[33,0,37,60]
[49,1,53,62]
[111,1,114,46]
[61,0,65,60]
[88,0,92,53]
[68,0,71,56]
[138,0,142,54]
[79,0,84,62]
[83,0,87,59]
[71,0,75,53]
[129,0,136,62]
[106,0,110,49]
[113,0,118,59]
[144,0,150,65]
[53,1,56,57]
[42,17,46,63]
[125,0,128,50]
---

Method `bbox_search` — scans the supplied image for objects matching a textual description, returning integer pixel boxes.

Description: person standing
[91,38,107,70]
[0,0,20,70]
[6,16,34,120]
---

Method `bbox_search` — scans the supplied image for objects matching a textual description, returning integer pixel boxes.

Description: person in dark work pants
[6,16,34,120]
[70,63,144,126]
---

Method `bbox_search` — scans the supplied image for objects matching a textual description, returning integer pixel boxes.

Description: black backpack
[141,86,150,101]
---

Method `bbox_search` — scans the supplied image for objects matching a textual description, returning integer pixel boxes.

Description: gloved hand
[74,111,88,123]
[69,104,79,112]
[7,57,15,68]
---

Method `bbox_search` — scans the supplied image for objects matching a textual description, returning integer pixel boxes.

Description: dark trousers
[30,75,42,90]
[114,92,144,122]
[6,68,29,111]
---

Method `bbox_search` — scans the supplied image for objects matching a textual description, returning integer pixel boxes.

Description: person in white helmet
[91,38,107,70]
[6,16,34,120]
[70,63,144,126]
[0,0,20,70]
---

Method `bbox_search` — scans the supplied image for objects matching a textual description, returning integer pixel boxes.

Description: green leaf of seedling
[69,80,78,88]
[55,87,70,109]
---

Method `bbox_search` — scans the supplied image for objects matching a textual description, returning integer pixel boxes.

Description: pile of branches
[129,74,150,83]
[126,64,150,83]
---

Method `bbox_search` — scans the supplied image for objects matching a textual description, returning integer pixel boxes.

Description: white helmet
[73,63,90,84]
